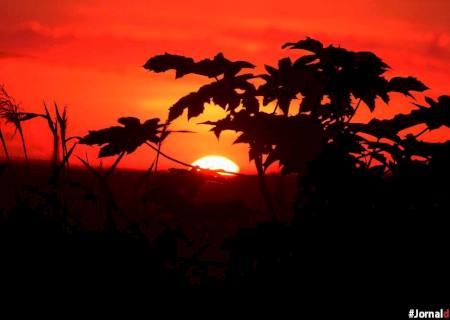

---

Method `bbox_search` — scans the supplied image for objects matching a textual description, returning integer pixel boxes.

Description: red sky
[1,0,449,172]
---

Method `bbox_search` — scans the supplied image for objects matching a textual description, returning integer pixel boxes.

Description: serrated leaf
[389,77,428,97]
[143,53,195,78]
[168,75,256,121]
[193,53,255,78]
[80,117,162,157]
[144,52,254,79]
[282,37,324,53]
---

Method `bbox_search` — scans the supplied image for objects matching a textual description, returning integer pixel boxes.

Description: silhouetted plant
[0,127,10,166]
[0,86,73,178]
[79,116,197,176]
[0,85,40,170]
[144,37,430,216]
[41,103,69,171]
[80,117,162,156]
[2,37,450,293]
[144,52,276,214]
[76,116,162,227]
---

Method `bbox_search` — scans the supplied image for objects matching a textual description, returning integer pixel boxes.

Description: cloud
[0,51,27,59]
[426,33,450,60]
[0,0,449,169]
[0,0,90,27]
[370,0,450,32]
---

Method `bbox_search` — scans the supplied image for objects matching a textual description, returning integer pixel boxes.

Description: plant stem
[105,151,126,177]
[52,119,59,170]
[346,98,362,123]
[145,142,250,177]
[17,123,29,173]
[254,153,275,218]
[154,121,168,174]
[367,137,381,168]
[0,128,11,165]
[415,127,429,139]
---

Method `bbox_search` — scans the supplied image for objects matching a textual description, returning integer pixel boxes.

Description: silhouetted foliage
[145,37,432,217]
[145,38,431,176]
[1,37,449,300]
[141,38,450,298]
[0,85,41,168]
[144,52,255,79]
[80,117,163,157]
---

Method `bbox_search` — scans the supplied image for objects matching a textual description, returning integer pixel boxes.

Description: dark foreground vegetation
[1,38,449,304]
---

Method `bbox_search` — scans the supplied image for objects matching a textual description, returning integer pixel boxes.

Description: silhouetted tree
[144,37,433,216]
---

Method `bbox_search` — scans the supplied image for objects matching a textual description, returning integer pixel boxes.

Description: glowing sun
[191,155,240,174]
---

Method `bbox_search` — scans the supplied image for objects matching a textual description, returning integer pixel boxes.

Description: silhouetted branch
[105,151,126,177]
[414,127,429,139]
[0,128,10,165]
[346,98,362,123]
[154,120,168,174]
[254,153,275,217]
[144,142,250,177]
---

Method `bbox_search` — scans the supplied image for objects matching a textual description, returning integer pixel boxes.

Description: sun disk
[191,155,240,174]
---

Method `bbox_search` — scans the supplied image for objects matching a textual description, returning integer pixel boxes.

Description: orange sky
[0,0,449,172]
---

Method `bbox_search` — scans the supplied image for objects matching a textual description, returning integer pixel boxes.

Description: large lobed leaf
[143,53,194,78]
[168,74,256,121]
[80,117,162,157]
[282,37,324,53]
[144,53,254,79]
[388,77,428,98]
[262,37,395,115]
[351,95,450,140]
[202,111,326,172]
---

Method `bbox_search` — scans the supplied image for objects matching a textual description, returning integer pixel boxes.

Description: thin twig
[367,137,381,168]
[346,98,362,123]
[105,151,126,177]
[0,128,10,165]
[144,142,251,177]
[254,153,275,217]
[17,123,29,173]
[154,120,168,174]
[414,127,429,139]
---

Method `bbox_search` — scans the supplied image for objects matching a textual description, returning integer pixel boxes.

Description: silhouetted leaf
[389,77,428,97]
[17,112,41,121]
[202,111,325,171]
[293,55,318,68]
[143,53,195,78]
[42,104,56,133]
[80,117,163,157]
[192,53,255,78]
[353,51,390,72]
[144,53,254,79]
[354,95,450,139]
[168,75,256,121]
[117,117,141,126]
[350,119,402,141]
[282,37,323,53]
[258,58,312,114]
[48,143,77,184]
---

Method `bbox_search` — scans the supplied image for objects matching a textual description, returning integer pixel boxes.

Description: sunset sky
[1,0,449,172]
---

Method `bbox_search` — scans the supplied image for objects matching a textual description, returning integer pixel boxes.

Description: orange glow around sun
[0,1,449,172]
[191,155,240,174]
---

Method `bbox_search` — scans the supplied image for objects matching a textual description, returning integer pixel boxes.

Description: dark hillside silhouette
[0,38,449,305]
